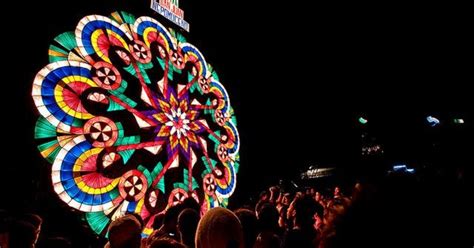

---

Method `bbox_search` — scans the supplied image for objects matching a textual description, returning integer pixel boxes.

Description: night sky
[2,0,472,246]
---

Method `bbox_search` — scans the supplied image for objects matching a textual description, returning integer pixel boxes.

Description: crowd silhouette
[1,167,471,248]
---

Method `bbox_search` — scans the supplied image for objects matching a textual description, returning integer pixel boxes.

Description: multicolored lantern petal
[32,11,240,236]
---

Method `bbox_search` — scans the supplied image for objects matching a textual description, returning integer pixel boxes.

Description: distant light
[454,118,464,124]
[291,181,299,188]
[389,164,415,174]
[362,144,383,155]
[393,164,407,171]
[426,116,440,127]
[359,117,368,124]
[301,167,335,179]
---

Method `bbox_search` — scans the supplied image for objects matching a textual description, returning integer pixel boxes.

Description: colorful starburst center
[164,106,191,139]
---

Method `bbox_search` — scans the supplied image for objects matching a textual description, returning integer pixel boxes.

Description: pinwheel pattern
[32,11,240,236]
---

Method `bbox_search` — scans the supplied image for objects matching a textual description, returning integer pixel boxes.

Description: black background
[2,0,473,247]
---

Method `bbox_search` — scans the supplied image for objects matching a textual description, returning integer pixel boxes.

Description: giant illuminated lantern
[32,11,239,235]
